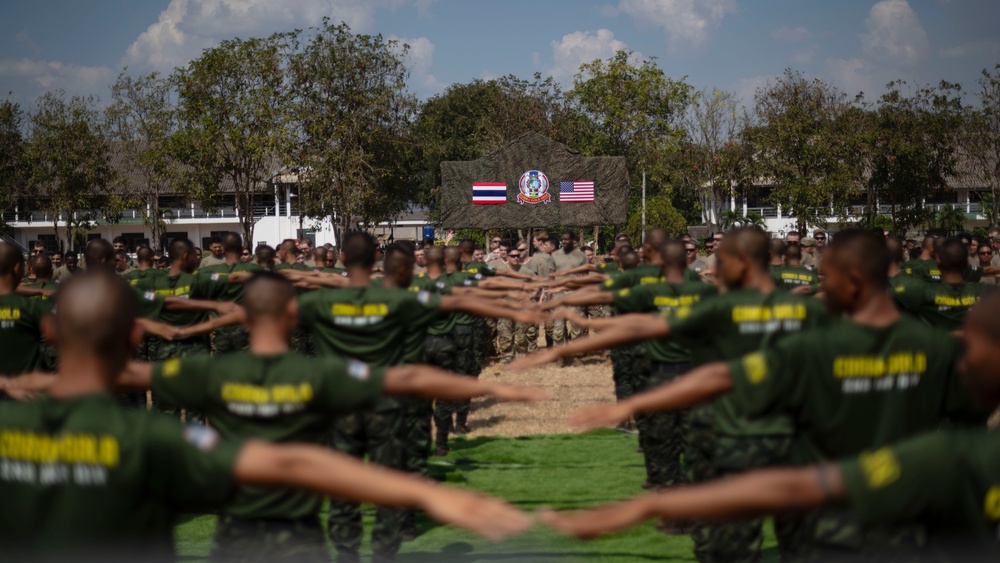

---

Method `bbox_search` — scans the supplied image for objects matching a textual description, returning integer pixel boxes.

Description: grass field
[175,430,778,562]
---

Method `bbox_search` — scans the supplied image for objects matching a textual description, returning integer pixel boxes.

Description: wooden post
[528,227,533,256]
[593,225,600,254]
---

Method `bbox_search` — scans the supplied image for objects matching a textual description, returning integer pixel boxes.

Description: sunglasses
[686,248,697,253]
[508,254,521,258]
[980,250,993,255]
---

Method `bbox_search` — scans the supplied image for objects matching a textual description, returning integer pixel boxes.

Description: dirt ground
[463,354,617,437]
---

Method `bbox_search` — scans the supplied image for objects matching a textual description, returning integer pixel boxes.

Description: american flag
[472,182,507,205]
[559,180,594,203]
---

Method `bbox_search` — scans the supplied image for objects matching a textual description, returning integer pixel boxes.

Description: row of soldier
[3,223,1000,561]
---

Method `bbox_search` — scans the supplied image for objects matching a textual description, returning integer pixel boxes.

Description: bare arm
[178,308,247,338]
[440,295,545,325]
[540,465,842,539]
[507,314,668,371]
[568,362,733,430]
[495,268,535,281]
[136,318,181,341]
[540,290,614,311]
[164,297,239,316]
[384,364,550,402]
[15,286,55,298]
[233,441,533,541]
[551,264,597,277]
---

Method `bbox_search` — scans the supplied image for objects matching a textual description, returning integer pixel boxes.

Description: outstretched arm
[540,290,614,311]
[507,313,669,371]
[568,362,733,430]
[137,318,181,341]
[441,295,545,325]
[178,308,247,338]
[164,297,239,316]
[551,264,597,277]
[540,464,842,539]
[495,268,535,281]
[234,441,533,542]
[384,364,550,402]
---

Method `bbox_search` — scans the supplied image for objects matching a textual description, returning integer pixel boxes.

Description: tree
[863,80,964,233]
[719,209,766,230]
[569,51,693,203]
[171,33,292,244]
[623,195,687,242]
[965,65,1000,228]
[414,74,582,216]
[24,91,117,250]
[745,69,862,233]
[289,20,418,241]
[934,205,966,235]
[106,71,178,250]
[0,100,26,235]
[683,88,747,229]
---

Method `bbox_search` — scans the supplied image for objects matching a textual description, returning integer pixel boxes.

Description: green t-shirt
[840,429,1000,555]
[409,272,464,336]
[133,287,167,321]
[902,258,941,283]
[0,395,240,561]
[195,262,263,303]
[666,287,829,436]
[600,264,663,292]
[21,280,58,301]
[135,272,213,330]
[123,268,166,287]
[893,280,986,332]
[772,265,818,292]
[596,261,619,274]
[298,285,442,367]
[0,293,51,376]
[612,281,719,364]
[273,262,312,272]
[728,316,982,464]
[151,352,385,519]
[462,261,496,277]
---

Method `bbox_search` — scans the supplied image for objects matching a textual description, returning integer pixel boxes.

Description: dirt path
[462,355,617,437]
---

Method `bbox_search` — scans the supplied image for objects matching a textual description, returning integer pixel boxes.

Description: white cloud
[791,44,821,64]
[733,73,776,104]
[939,40,1000,59]
[121,0,409,73]
[860,0,929,69]
[771,26,811,43]
[547,29,636,82]
[826,57,871,96]
[616,0,737,51]
[389,35,444,93]
[0,58,114,103]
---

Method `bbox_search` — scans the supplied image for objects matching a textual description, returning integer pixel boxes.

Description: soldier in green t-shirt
[563,229,986,558]
[195,232,262,354]
[513,227,828,562]
[123,245,167,287]
[540,289,1000,559]
[0,243,52,377]
[894,236,990,331]
[901,236,941,283]
[773,242,818,295]
[300,233,541,562]
[64,270,543,562]
[0,268,534,562]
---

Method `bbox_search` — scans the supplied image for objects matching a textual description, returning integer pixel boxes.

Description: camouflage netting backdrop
[438,132,630,228]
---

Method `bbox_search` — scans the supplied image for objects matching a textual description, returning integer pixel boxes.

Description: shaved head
[720,227,769,270]
[84,239,115,270]
[444,247,463,269]
[31,254,53,280]
[425,245,444,267]
[937,236,969,274]
[826,229,889,291]
[54,270,139,376]
[659,239,687,272]
[620,251,641,270]
[886,236,905,265]
[0,242,25,278]
[243,271,296,323]
[383,244,415,282]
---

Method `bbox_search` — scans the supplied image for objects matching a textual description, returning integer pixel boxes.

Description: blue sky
[1,0,998,110]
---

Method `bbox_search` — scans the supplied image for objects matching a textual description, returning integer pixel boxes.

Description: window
[164,232,189,252]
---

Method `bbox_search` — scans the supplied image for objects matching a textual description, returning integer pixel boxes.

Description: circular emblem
[518,170,551,204]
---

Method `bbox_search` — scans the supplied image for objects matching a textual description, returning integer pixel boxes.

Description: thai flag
[560,180,594,202]
[472,183,507,205]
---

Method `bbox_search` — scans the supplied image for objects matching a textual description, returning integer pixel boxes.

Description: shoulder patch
[143,291,157,301]
[210,272,221,281]
[435,280,448,291]
[858,447,901,490]
[183,424,220,452]
[347,359,371,381]
[416,290,432,305]
[163,358,181,378]
[618,288,630,297]
[742,352,769,385]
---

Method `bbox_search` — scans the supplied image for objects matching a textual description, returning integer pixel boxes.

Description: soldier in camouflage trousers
[495,317,529,363]
[212,324,250,355]
[327,399,407,563]
[639,362,689,490]
[433,324,479,453]
[211,514,328,563]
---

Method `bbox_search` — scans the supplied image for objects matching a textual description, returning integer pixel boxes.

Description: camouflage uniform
[327,399,406,563]
[609,344,645,402]
[433,325,478,444]
[149,335,209,421]
[495,317,528,362]
[212,325,250,355]
[210,514,329,563]
[639,362,690,489]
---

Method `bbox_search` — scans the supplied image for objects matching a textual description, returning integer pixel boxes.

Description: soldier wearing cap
[800,237,818,270]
